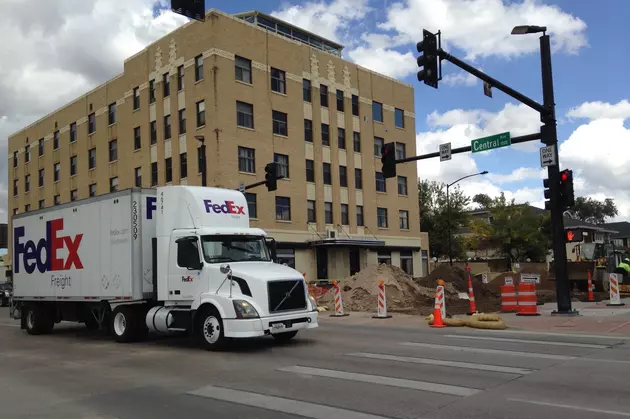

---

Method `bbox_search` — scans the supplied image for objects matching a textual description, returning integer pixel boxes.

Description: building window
[353,132,361,152]
[88,148,96,169]
[337,128,346,149]
[39,200,44,209]
[352,95,359,116]
[277,249,296,269]
[151,162,158,186]
[271,68,286,94]
[323,163,332,185]
[54,162,60,182]
[13,151,18,168]
[195,55,204,81]
[236,101,254,129]
[24,145,30,163]
[38,168,44,187]
[71,189,78,202]
[355,168,362,190]
[377,207,388,228]
[272,110,288,136]
[164,115,172,139]
[38,138,44,156]
[238,146,255,173]
[396,142,406,159]
[399,210,409,230]
[196,101,205,127]
[163,72,170,97]
[376,172,386,192]
[245,193,257,218]
[24,204,30,212]
[135,167,142,187]
[274,153,289,178]
[70,155,77,176]
[341,204,349,225]
[400,250,413,275]
[356,205,364,226]
[54,130,60,149]
[339,165,348,187]
[395,108,405,128]
[108,103,116,125]
[303,79,311,102]
[235,56,252,83]
[372,101,383,122]
[88,113,96,134]
[133,87,140,110]
[70,122,77,143]
[89,183,96,197]
[307,200,316,223]
[321,123,329,146]
[378,250,391,265]
[149,80,155,103]
[134,126,141,150]
[179,109,186,134]
[320,84,328,107]
[336,90,344,112]
[275,196,291,221]
[165,158,172,183]
[305,159,315,182]
[24,175,30,193]
[54,195,60,206]
[374,137,384,157]
[304,119,313,142]
[197,146,203,174]
[177,65,184,91]
[109,140,118,162]
[324,202,333,224]
[13,179,18,196]
[110,177,118,192]
[180,152,188,179]
[398,176,408,195]
[150,121,157,145]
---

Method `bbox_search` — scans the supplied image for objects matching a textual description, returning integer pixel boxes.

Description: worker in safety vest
[618,258,630,274]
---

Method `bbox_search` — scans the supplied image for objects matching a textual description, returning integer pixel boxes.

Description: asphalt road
[1,307,629,419]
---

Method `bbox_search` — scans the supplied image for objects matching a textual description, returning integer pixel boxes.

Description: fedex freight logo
[204,200,246,215]
[14,218,84,274]
[182,275,194,282]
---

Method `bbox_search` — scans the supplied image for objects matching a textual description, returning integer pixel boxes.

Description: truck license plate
[272,323,286,331]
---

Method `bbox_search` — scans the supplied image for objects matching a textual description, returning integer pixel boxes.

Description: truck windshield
[200,235,271,263]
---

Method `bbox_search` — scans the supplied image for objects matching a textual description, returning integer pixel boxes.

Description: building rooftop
[602,221,630,238]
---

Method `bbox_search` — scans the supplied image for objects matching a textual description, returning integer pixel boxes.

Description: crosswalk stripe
[347,352,534,375]
[508,398,630,417]
[188,385,391,419]
[278,365,481,397]
[400,342,576,360]
[459,329,630,341]
[444,334,612,349]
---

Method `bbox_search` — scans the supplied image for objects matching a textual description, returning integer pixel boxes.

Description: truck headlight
[308,294,318,311]
[233,300,259,319]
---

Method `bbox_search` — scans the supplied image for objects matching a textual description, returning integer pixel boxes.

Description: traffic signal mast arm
[237,175,285,192]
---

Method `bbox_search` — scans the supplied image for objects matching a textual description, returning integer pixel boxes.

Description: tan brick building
[7,9,429,281]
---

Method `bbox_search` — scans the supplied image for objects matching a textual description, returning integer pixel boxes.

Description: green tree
[419,179,470,260]
[572,197,618,224]
[468,193,550,262]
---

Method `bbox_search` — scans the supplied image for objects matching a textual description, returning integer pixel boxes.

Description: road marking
[188,385,390,419]
[445,334,611,349]
[0,323,20,328]
[347,352,534,375]
[461,329,630,341]
[400,342,576,360]
[278,365,481,397]
[508,398,630,417]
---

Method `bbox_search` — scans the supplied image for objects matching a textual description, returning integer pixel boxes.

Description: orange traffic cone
[587,270,595,302]
[466,264,478,315]
[431,280,446,328]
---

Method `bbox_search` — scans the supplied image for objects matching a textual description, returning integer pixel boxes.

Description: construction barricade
[430,280,446,328]
[329,280,350,317]
[516,283,540,316]
[500,284,517,313]
[373,279,392,319]
[607,273,625,307]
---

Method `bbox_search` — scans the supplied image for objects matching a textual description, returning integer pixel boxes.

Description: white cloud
[348,47,417,79]
[492,167,544,184]
[442,71,478,87]
[566,100,630,121]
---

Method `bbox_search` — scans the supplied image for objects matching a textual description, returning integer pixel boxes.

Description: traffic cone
[466,266,478,315]
[431,280,446,328]
[587,270,595,302]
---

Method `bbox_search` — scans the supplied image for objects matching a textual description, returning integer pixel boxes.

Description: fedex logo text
[14,218,84,274]
[204,200,246,215]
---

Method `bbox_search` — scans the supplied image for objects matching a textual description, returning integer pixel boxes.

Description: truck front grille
[268,280,307,313]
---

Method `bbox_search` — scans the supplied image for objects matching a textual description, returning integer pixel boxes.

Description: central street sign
[471,132,511,153]
[540,145,557,167]
[521,273,541,284]
[439,142,452,161]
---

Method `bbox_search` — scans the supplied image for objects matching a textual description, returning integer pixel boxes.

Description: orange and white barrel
[500,284,517,313]
[516,283,540,316]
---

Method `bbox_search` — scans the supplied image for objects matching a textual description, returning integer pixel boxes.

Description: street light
[447,170,488,266]
[195,135,207,187]
[511,25,547,35]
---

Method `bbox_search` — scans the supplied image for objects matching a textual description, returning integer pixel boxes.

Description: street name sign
[540,145,557,167]
[471,132,511,153]
[439,142,452,161]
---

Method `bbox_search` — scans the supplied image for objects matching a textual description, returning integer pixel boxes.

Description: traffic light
[265,162,278,192]
[543,177,552,210]
[381,143,396,178]
[565,228,582,243]
[558,169,575,210]
[416,29,439,88]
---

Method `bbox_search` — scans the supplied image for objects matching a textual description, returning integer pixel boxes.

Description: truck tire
[110,305,140,343]
[24,304,54,335]
[196,306,226,351]
[272,330,298,342]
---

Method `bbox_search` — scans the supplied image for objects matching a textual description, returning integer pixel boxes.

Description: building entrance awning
[307,238,386,248]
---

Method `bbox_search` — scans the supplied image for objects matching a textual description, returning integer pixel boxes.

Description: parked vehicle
[10,186,318,350]
[0,282,12,307]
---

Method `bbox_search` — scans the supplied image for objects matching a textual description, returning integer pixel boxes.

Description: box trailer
[10,186,318,350]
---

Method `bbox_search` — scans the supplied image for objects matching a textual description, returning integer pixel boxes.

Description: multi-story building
[7,9,429,281]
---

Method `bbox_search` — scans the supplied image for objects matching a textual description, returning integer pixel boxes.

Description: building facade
[7,9,429,281]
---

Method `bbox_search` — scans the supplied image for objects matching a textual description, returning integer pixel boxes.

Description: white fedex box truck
[10,186,318,350]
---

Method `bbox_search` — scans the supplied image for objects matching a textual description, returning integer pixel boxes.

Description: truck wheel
[273,331,298,342]
[196,307,226,351]
[24,305,54,335]
[110,306,138,343]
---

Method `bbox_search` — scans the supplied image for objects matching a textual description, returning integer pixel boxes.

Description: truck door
[168,235,205,302]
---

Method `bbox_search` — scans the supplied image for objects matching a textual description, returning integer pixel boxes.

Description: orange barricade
[500,285,517,313]
[517,283,540,316]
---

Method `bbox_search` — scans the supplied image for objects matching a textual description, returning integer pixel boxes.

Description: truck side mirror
[266,238,277,262]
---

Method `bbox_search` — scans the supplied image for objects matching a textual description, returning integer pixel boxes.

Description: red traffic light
[565,228,582,243]
[561,171,568,182]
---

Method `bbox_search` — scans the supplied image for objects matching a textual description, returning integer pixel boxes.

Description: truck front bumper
[223,311,319,338]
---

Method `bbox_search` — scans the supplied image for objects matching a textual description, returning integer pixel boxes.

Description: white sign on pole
[239,183,245,193]
[540,145,557,168]
[481,273,488,284]
[521,273,540,284]
[440,142,452,162]
[505,276,513,286]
